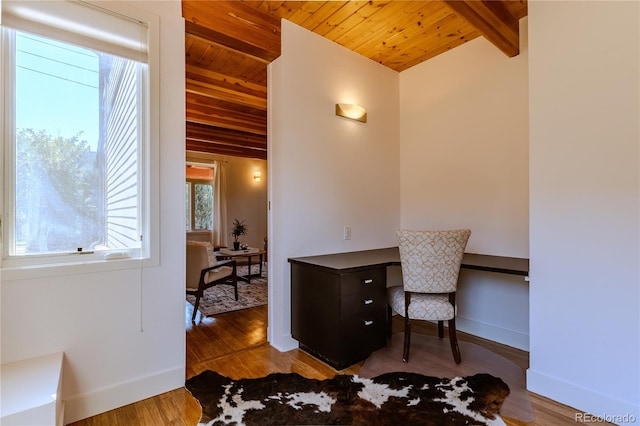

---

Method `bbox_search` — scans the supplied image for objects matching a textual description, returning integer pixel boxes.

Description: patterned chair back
[396,229,471,293]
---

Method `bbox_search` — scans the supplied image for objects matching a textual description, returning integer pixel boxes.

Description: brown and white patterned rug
[359,333,534,422]
[185,370,510,425]
[186,265,267,316]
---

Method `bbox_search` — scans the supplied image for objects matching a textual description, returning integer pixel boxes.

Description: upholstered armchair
[388,229,471,363]
[186,241,238,322]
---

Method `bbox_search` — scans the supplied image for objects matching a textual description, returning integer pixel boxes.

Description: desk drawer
[340,289,386,319]
[339,315,387,361]
[340,268,386,296]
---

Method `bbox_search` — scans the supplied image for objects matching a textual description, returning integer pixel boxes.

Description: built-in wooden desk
[288,247,528,369]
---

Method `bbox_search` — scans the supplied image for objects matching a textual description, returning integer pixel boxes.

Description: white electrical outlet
[344,226,352,240]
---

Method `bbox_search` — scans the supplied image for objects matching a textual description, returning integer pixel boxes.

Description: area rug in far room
[186,265,267,316]
[186,370,511,426]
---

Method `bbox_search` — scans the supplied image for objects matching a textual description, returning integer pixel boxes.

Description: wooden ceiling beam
[186,97,267,136]
[185,23,273,65]
[183,1,281,62]
[186,64,267,110]
[187,123,266,149]
[186,140,267,160]
[442,0,520,57]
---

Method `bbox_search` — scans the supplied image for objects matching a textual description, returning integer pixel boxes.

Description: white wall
[268,20,400,350]
[528,0,639,419]
[399,20,530,349]
[225,157,268,249]
[0,1,186,423]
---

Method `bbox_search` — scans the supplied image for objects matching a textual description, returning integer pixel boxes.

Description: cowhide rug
[185,370,510,425]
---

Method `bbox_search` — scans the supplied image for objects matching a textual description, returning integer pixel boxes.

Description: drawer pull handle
[363,279,373,284]
[363,320,373,326]
[363,299,374,305]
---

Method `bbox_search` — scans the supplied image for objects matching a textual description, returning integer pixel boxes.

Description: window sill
[0,256,154,282]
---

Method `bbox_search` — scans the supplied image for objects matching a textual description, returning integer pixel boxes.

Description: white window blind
[1,0,148,62]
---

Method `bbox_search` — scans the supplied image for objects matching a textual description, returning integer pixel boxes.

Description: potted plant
[230,218,248,250]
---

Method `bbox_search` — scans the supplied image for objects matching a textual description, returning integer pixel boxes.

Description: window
[185,165,215,232]
[1,1,156,266]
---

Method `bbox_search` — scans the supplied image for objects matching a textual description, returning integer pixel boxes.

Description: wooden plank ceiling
[183,1,528,160]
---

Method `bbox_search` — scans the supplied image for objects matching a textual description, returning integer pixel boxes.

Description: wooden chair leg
[387,305,392,338]
[403,316,411,362]
[403,291,411,362]
[448,317,462,364]
[192,296,201,322]
[438,320,444,338]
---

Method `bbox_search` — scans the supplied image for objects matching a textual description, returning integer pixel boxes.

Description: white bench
[1,352,64,426]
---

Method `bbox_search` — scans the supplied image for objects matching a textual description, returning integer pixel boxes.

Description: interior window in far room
[185,165,214,232]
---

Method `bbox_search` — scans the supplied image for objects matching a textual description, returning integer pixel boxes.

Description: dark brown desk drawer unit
[290,262,387,370]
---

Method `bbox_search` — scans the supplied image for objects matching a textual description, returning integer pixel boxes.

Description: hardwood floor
[70,303,596,426]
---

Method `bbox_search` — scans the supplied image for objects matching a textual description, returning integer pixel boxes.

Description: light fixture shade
[254,171,262,181]
[335,103,367,123]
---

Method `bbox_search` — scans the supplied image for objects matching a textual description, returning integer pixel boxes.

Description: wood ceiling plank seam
[185,38,212,65]
[186,96,267,117]
[390,27,482,71]
[360,8,465,68]
[185,24,275,64]
[186,142,267,161]
[187,95,266,117]
[186,136,266,150]
[185,81,266,108]
[243,67,268,86]
[291,2,348,32]
[186,98,267,120]
[322,1,390,42]
[186,137,267,150]
[312,1,371,37]
[187,122,266,139]
[186,64,266,94]
[371,13,474,64]
[187,124,267,146]
[186,81,267,110]
[186,64,267,89]
[186,144,267,159]
[206,53,261,82]
[186,97,267,118]
[259,1,287,14]
[182,1,281,55]
[243,1,266,10]
[198,44,227,69]
[187,139,266,154]
[345,2,444,55]
[334,1,420,49]
[285,1,326,24]
[186,114,266,136]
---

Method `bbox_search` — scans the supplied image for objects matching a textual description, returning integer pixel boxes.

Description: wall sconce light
[253,171,262,182]
[335,103,367,123]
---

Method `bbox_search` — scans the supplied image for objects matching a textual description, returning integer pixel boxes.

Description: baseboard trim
[63,365,184,424]
[456,316,529,351]
[267,329,298,352]
[527,368,640,422]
